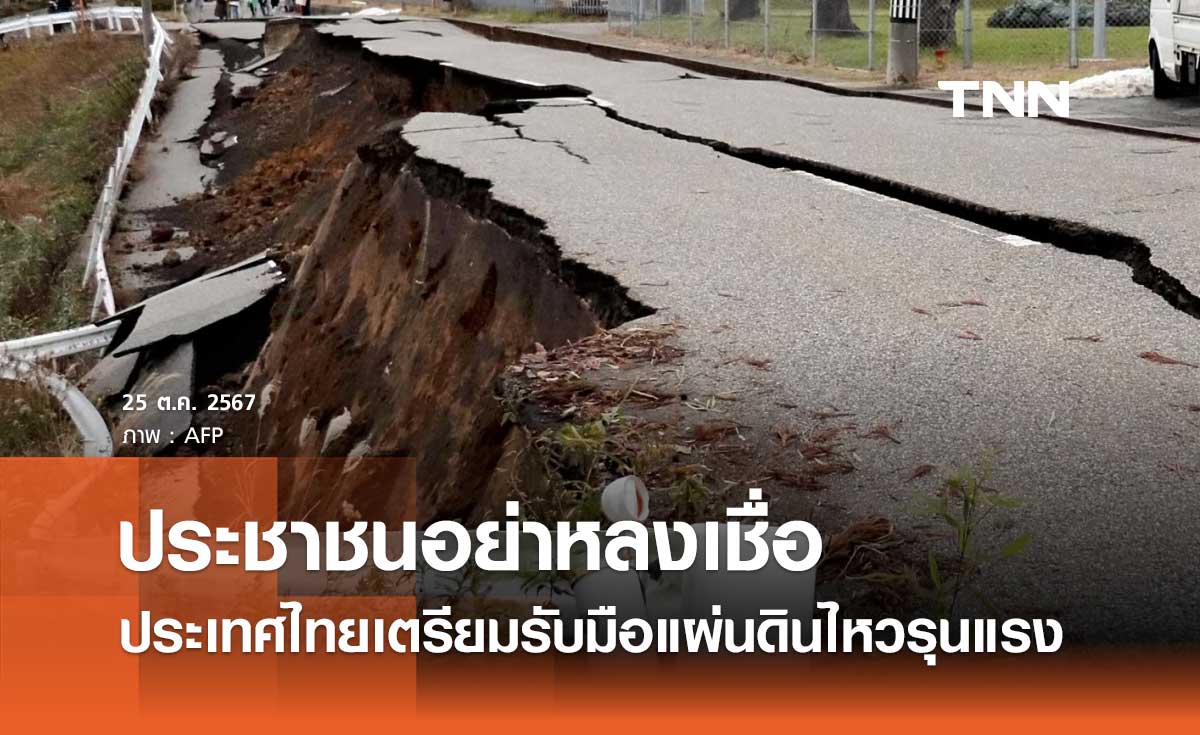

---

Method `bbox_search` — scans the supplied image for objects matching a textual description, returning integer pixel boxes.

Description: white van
[1151,0,1200,97]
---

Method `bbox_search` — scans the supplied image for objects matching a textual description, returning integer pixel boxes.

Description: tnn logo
[938,81,1070,118]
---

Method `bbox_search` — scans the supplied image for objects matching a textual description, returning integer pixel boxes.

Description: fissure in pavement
[477,93,1200,322]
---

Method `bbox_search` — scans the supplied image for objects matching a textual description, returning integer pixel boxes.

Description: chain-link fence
[608,0,1149,72]
[608,0,883,69]
[462,0,611,15]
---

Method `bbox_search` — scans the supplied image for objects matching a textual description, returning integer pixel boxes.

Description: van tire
[1152,44,1182,99]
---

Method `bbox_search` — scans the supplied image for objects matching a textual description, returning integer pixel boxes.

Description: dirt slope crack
[368,129,645,326]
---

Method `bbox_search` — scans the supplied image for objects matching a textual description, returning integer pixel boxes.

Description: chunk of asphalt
[101,256,284,357]
[81,350,140,401]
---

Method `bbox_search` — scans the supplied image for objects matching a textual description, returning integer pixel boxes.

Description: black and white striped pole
[886,0,919,85]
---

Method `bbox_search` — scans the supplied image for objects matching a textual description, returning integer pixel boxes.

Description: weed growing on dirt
[529,408,626,523]
[669,473,708,518]
[0,380,80,456]
[862,459,1031,618]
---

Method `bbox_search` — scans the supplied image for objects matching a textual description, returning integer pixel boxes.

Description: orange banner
[1,458,1197,731]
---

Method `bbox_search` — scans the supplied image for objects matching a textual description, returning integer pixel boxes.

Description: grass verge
[0,32,144,339]
[1,31,145,456]
[624,5,1146,83]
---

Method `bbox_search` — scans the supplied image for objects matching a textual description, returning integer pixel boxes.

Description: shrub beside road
[0,32,144,455]
[0,32,144,339]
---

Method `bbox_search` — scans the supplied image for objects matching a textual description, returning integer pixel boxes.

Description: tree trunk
[728,0,759,21]
[919,0,961,48]
[813,0,861,35]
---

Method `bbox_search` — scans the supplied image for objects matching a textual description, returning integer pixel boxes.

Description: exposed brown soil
[128,27,903,585]
[152,33,402,285]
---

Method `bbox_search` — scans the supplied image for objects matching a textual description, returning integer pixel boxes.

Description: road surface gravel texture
[257,17,1200,640]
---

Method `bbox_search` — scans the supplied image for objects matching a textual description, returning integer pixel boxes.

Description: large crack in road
[120,18,1200,643]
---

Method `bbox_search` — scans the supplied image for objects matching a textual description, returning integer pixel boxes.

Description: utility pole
[886,0,919,85]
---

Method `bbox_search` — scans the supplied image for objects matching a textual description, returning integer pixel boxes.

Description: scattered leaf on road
[958,330,983,341]
[862,422,902,444]
[1139,351,1199,368]
[909,463,937,481]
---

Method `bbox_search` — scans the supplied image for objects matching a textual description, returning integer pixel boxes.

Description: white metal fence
[80,9,172,320]
[2,7,171,318]
[0,5,145,38]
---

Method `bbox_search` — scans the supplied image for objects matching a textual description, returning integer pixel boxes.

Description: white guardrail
[0,6,144,39]
[81,8,174,319]
[1,7,175,457]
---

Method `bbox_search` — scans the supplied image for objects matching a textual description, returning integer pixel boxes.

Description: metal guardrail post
[1093,0,1107,58]
[764,0,770,56]
[1069,0,1078,68]
[962,0,972,68]
[724,0,730,47]
[810,0,817,63]
[867,0,875,70]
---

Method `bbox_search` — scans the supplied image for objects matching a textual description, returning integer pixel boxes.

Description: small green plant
[916,459,1031,618]
[529,409,629,522]
[669,473,708,520]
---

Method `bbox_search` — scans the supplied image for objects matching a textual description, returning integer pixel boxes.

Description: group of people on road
[213,0,310,19]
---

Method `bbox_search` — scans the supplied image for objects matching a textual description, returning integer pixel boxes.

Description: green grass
[0,34,144,456]
[630,5,1147,74]
[0,35,144,340]
[453,8,605,24]
[0,380,81,456]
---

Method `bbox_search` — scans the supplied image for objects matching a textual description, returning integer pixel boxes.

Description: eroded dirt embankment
[246,130,619,524]
[146,26,647,524]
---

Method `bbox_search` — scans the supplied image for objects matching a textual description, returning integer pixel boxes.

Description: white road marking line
[790,171,1045,249]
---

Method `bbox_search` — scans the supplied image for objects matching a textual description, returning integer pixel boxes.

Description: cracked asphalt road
[330,18,1200,298]
[316,17,1199,641]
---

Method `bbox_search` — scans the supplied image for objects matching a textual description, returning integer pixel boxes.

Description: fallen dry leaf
[1065,335,1103,343]
[911,307,933,316]
[1139,351,1199,368]
[862,422,902,444]
[773,425,801,447]
[958,330,983,341]
[692,420,739,442]
[767,468,824,492]
[909,463,937,481]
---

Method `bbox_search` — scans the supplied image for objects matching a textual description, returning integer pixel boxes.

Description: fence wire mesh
[607,0,1149,71]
